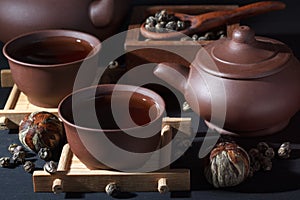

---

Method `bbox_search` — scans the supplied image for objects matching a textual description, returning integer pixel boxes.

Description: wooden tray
[0,84,58,129]
[124,5,239,70]
[33,117,192,194]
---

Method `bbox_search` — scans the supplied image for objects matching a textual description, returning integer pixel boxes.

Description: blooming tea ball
[19,111,65,153]
[205,142,250,188]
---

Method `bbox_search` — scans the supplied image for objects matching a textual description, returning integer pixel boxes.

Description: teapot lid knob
[232,26,255,44]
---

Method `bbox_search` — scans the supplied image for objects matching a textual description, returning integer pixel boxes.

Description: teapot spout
[89,0,114,27]
[153,63,189,94]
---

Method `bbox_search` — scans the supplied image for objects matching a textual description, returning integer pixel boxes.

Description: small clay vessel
[154,26,300,137]
[3,29,101,107]
[58,84,165,170]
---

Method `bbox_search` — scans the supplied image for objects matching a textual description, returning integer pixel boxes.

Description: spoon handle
[227,1,286,22]
[196,1,286,33]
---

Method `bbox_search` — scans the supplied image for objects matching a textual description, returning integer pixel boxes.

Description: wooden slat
[33,168,190,193]
[57,144,73,171]
[52,144,73,193]
[4,84,19,110]
[0,85,58,128]
[0,109,58,127]
[0,69,13,87]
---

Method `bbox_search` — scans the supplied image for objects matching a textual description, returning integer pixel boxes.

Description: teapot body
[0,0,131,43]
[185,57,300,136]
[154,26,300,137]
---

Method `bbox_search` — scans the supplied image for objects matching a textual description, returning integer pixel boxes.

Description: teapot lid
[194,26,292,79]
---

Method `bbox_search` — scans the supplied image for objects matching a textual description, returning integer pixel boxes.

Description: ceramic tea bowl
[3,29,101,107]
[58,84,165,171]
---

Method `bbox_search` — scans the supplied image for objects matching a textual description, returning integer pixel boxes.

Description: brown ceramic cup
[58,84,165,170]
[3,29,101,107]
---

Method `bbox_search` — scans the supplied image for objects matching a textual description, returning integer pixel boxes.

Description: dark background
[1,0,300,199]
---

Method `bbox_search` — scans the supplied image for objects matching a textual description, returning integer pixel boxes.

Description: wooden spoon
[140,1,286,40]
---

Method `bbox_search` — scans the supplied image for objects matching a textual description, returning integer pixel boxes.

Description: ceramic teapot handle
[89,0,115,27]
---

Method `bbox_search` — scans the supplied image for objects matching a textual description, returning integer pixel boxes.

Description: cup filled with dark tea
[58,84,166,171]
[3,29,101,107]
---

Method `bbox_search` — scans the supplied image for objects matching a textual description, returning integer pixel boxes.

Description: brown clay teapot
[154,26,300,137]
[0,0,131,43]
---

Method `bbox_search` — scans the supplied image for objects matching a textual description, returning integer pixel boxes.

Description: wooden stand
[33,117,191,194]
[0,85,58,129]
[0,69,13,88]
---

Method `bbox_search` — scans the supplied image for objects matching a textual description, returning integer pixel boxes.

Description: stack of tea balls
[144,9,187,33]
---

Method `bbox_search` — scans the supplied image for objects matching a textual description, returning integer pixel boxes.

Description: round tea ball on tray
[204,142,250,188]
[19,111,65,159]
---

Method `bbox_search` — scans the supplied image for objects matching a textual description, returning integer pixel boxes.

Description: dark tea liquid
[70,92,160,130]
[13,36,93,64]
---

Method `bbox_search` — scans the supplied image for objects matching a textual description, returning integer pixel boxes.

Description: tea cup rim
[2,29,101,68]
[58,84,166,132]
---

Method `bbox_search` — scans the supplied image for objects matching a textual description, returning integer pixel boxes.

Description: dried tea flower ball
[182,101,191,111]
[252,160,262,172]
[155,22,165,33]
[192,34,198,41]
[43,161,58,174]
[145,23,155,32]
[204,142,250,188]
[38,147,52,161]
[265,147,275,159]
[198,36,208,41]
[204,32,216,40]
[13,145,24,153]
[248,148,260,161]
[217,30,226,37]
[260,156,272,171]
[257,142,269,153]
[19,111,65,154]
[12,150,26,164]
[7,143,18,154]
[248,144,275,174]
[278,142,291,159]
[105,183,121,197]
[145,16,156,25]
[165,21,177,31]
[156,10,168,22]
[0,157,11,168]
[23,161,35,173]
[176,20,185,30]
[108,60,119,69]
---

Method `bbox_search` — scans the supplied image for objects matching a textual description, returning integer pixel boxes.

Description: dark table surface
[1,1,300,199]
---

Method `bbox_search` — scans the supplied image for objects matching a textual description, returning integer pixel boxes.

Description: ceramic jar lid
[194,26,292,79]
